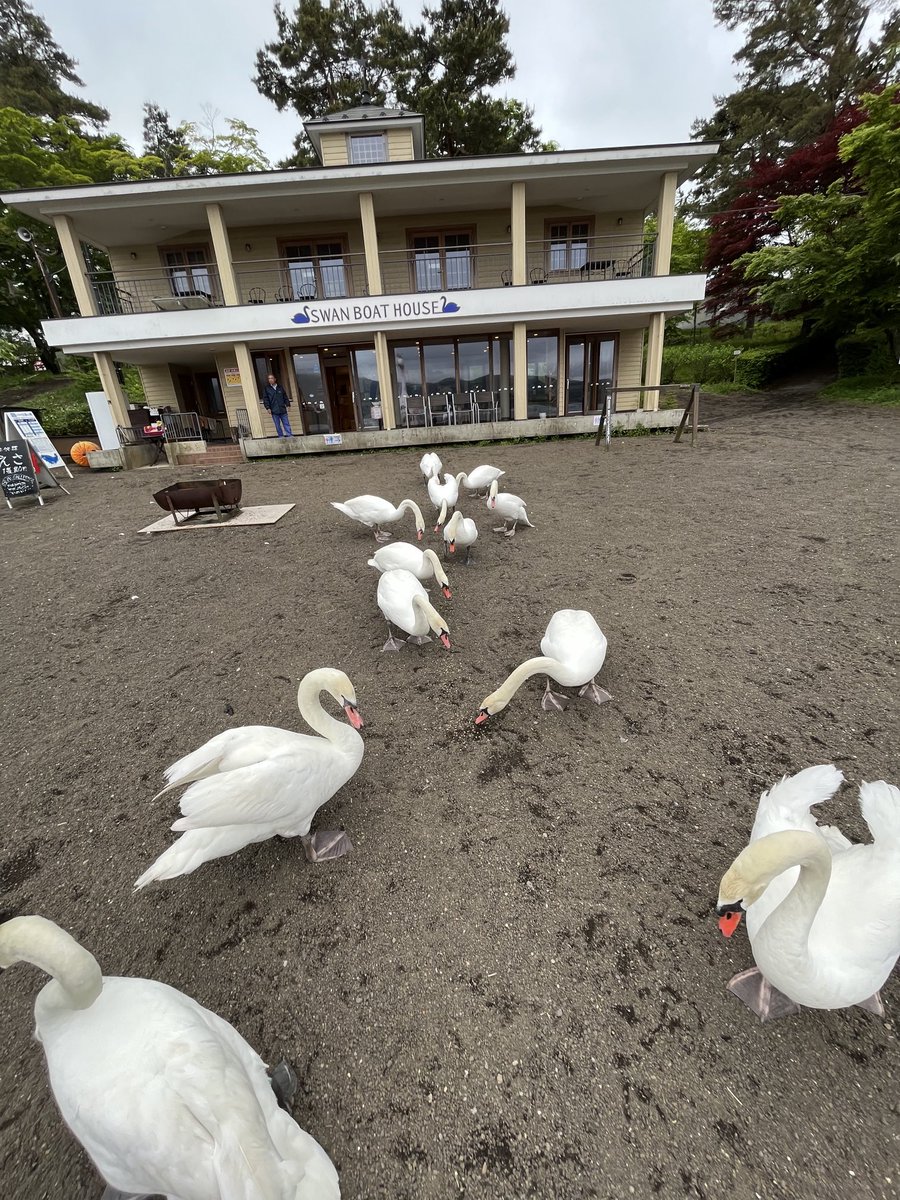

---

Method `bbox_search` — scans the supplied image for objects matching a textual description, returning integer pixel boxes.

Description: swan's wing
[749,764,845,843]
[171,748,348,832]
[859,780,900,846]
[808,840,900,985]
[540,611,606,671]
[156,727,310,799]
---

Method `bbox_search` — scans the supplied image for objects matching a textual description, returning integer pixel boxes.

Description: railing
[163,411,203,441]
[116,425,141,446]
[233,254,369,307]
[90,265,223,315]
[85,236,659,317]
[525,236,655,284]
[379,243,513,295]
[234,408,252,438]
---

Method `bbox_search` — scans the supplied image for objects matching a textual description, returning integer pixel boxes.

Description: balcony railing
[85,236,658,316]
[233,254,370,307]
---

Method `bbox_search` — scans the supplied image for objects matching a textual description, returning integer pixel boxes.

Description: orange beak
[441,585,452,599]
[718,910,742,938]
[474,710,490,726]
[343,702,363,730]
[416,529,423,541]
[448,540,456,553]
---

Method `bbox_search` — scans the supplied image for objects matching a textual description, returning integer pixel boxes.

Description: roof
[305,104,422,125]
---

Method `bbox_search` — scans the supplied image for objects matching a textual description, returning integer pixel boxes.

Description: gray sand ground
[1,390,898,1199]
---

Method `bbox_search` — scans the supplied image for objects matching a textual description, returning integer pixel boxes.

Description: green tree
[0,108,164,369]
[254,0,544,163]
[0,0,107,125]
[141,103,271,175]
[691,0,899,211]
[742,86,900,354]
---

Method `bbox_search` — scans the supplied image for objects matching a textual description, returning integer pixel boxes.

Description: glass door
[565,335,617,413]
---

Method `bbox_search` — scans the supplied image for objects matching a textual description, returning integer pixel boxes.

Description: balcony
[86,236,656,316]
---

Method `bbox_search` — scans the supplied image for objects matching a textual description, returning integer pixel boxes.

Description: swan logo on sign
[292,296,461,326]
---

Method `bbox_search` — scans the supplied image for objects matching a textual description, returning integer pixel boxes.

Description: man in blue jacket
[262,373,293,437]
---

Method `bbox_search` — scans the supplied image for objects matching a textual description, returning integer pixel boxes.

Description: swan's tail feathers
[152,734,233,800]
[134,826,260,890]
[860,781,900,847]
[760,764,844,816]
[366,557,379,570]
[521,512,535,528]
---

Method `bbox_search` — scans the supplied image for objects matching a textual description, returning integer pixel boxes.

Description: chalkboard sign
[0,438,41,506]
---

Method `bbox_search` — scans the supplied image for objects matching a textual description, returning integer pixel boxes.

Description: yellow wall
[318,127,415,166]
[613,328,645,412]
[319,132,349,167]
[386,128,414,161]
[138,363,179,409]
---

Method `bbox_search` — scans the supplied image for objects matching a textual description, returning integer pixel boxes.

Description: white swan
[135,668,364,889]
[376,568,451,652]
[0,915,340,1200]
[330,495,424,543]
[368,543,452,599]
[419,451,442,482]
[487,479,534,536]
[443,509,478,565]
[456,464,504,495]
[427,472,460,528]
[475,609,610,723]
[716,770,900,1020]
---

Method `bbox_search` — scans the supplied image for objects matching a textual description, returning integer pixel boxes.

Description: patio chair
[274,286,294,302]
[296,282,317,301]
[248,287,266,304]
[427,394,454,426]
[501,269,512,286]
[472,390,499,423]
[403,395,430,428]
[529,266,547,285]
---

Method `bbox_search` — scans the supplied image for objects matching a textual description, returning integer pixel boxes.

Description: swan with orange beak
[442,509,478,565]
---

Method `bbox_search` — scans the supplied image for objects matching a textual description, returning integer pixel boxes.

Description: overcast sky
[37,0,742,161]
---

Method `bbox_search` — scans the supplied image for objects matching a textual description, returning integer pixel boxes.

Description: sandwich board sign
[3,409,73,478]
[0,438,43,507]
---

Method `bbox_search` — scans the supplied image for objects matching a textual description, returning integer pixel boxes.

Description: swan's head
[474,686,507,725]
[488,479,499,509]
[715,831,825,936]
[319,669,363,730]
[427,608,451,649]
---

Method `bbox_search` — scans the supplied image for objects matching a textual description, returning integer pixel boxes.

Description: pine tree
[692,0,899,212]
[0,0,107,125]
[254,0,544,164]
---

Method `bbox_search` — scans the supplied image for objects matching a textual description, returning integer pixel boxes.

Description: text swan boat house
[2,105,716,463]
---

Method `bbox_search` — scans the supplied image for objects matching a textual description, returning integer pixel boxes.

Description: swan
[0,915,340,1200]
[427,472,460,528]
[330,495,424,543]
[442,509,478,565]
[368,543,452,599]
[135,668,364,889]
[456,464,504,496]
[376,568,451,652]
[487,479,534,537]
[419,451,442,482]
[475,609,610,723]
[716,771,900,1020]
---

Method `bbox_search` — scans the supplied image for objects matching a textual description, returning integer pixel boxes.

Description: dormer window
[349,133,387,164]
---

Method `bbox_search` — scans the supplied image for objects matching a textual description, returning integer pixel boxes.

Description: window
[547,221,591,272]
[410,230,473,292]
[281,240,348,300]
[349,134,386,164]
[161,246,213,297]
[291,351,330,433]
[391,337,513,424]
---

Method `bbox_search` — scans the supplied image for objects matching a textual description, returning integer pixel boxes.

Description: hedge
[835,330,895,378]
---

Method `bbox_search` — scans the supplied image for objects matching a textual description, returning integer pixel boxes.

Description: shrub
[661,343,736,385]
[733,347,789,389]
[835,330,895,378]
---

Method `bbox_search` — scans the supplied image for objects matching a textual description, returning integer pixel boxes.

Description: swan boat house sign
[292,295,461,327]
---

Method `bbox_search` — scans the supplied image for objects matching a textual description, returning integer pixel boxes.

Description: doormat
[140,503,295,533]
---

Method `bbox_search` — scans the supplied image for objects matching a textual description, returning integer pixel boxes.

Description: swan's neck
[756,833,832,964]
[296,677,355,745]
[454,472,467,486]
[495,656,561,704]
[0,916,102,1011]
[412,593,442,628]
[397,498,421,520]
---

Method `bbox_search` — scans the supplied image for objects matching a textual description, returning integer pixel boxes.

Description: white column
[206,203,239,306]
[232,342,268,437]
[643,314,665,409]
[53,215,98,316]
[359,192,383,296]
[92,352,130,427]
[652,171,678,276]
[513,322,528,419]
[511,182,526,285]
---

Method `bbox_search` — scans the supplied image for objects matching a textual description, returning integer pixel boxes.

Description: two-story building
[2,105,716,463]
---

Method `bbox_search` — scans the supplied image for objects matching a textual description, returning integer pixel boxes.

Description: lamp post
[16,227,64,319]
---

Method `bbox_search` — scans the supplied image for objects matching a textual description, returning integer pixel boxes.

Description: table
[152,292,213,312]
